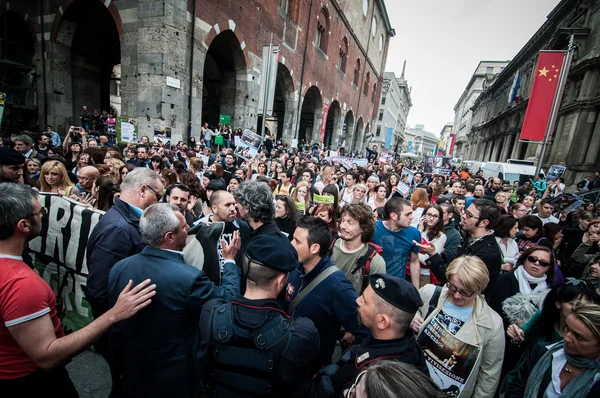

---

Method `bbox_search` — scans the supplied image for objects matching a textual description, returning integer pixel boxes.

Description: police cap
[369,273,423,314]
[245,233,298,272]
[0,147,25,165]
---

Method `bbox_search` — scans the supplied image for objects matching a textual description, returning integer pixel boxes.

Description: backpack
[327,238,383,293]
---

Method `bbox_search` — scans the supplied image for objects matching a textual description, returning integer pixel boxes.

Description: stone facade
[372,67,411,152]
[452,60,510,159]
[466,0,600,188]
[2,0,394,149]
[438,123,453,156]
[404,124,437,156]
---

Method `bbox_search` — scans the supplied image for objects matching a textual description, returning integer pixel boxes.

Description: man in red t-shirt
[0,183,156,397]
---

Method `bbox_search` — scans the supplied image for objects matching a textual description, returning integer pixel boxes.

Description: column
[572,110,597,166]
[511,138,523,159]
[499,133,514,162]
[547,116,566,165]
[583,112,600,167]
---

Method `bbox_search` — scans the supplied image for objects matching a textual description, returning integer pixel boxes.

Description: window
[278,0,289,15]
[381,96,386,105]
[371,17,377,37]
[338,37,348,73]
[379,34,383,51]
[316,7,330,54]
[363,0,368,16]
[353,59,361,86]
[378,111,384,121]
[486,67,493,73]
[376,126,381,136]
[372,83,377,103]
[363,72,370,96]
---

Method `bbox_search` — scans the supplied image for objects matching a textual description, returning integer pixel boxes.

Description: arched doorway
[273,63,294,141]
[324,100,341,149]
[203,30,247,128]
[60,0,121,121]
[298,86,322,145]
[343,110,354,152]
[353,117,364,153]
[0,11,36,130]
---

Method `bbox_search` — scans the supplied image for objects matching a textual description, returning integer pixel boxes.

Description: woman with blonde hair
[350,183,367,205]
[104,158,126,183]
[410,187,430,228]
[411,256,505,398]
[292,180,311,215]
[364,175,380,203]
[40,161,80,197]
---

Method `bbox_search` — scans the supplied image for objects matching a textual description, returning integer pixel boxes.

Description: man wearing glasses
[198,233,319,397]
[86,167,165,396]
[0,183,155,396]
[421,199,502,293]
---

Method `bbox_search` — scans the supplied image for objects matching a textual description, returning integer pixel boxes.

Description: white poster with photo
[417,318,481,397]
[435,156,453,175]
[234,129,264,160]
[397,168,414,196]
[546,165,566,181]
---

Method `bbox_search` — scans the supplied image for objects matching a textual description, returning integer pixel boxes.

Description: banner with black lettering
[25,193,104,332]
[417,318,481,397]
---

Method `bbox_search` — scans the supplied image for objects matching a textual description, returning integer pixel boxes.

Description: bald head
[78,166,100,190]
[210,190,234,207]
[492,178,502,190]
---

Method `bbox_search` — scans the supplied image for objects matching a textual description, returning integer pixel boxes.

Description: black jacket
[487,272,519,328]
[506,342,600,398]
[313,332,428,397]
[426,233,503,293]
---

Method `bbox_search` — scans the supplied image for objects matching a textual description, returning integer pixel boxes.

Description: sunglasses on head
[526,255,551,268]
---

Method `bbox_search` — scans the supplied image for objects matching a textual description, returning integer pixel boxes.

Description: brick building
[0,0,394,150]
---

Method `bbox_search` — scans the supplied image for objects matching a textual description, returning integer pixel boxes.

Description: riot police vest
[207,301,295,397]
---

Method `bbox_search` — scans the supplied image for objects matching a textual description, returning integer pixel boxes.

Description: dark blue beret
[370,273,423,313]
[0,147,25,165]
[245,233,298,272]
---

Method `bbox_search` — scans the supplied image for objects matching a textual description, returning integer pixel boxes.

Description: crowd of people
[1,124,600,398]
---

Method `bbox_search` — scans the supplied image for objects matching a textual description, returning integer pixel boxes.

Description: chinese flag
[520,51,566,141]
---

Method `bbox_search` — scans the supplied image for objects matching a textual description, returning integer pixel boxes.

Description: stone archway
[202,30,248,129]
[0,11,37,130]
[273,62,295,141]
[52,0,121,130]
[298,86,323,144]
[323,100,341,149]
[353,117,364,153]
[343,110,354,151]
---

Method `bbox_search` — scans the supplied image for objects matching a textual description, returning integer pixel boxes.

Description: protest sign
[418,317,481,397]
[234,129,264,160]
[546,165,566,181]
[424,156,435,173]
[314,194,335,204]
[397,168,414,196]
[378,151,395,164]
[324,156,368,169]
[435,156,453,175]
[153,124,172,144]
[117,117,138,143]
[25,193,104,332]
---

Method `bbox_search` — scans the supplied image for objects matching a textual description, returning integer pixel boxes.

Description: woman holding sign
[411,256,505,398]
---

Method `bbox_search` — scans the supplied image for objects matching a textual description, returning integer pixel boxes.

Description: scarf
[524,342,600,398]
[514,265,548,295]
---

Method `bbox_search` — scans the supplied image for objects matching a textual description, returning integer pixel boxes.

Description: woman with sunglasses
[506,301,600,398]
[488,246,555,329]
[411,256,505,398]
[499,278,599,395]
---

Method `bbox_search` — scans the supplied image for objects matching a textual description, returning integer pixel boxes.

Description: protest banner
[116,117,138,143]
[25,193,104,332]
[417,317,481,397]
[324,155,368,169]
[397,168,414,196]
[546,165,566,181]
[234,129,264,160]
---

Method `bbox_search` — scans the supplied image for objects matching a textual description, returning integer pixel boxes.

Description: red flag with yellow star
[519,51,566,141]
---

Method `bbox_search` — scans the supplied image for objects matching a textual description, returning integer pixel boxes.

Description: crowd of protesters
[2,122,600,398]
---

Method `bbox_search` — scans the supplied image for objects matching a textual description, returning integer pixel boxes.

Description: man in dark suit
[107,203,242,398]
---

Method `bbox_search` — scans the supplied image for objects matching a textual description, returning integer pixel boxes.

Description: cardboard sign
[234,129,264,160]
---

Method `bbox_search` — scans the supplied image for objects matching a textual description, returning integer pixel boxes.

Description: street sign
[219,114,231,125]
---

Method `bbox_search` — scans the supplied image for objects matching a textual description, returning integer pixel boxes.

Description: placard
[546,165,566,181]
[116,116,138,143]
[435,156,453,175]
[219,114,231,125]
[153,124,172,144]
[314,194,335,204]
[234,129,264,160]
[397,168,414,196]
[26,193,105,332]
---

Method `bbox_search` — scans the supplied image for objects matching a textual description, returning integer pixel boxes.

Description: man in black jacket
[416,199,502,293]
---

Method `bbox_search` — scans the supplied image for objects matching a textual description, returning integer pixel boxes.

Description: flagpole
[261,33,274,137]
[535,35,574,177]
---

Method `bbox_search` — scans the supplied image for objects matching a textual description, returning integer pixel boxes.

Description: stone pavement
[67,350,111,398]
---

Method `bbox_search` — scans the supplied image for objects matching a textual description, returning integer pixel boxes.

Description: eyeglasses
[27,207,47,218]
[425,213,440,219]
[446,281,475,297]
[526,255,552,268]
[465,211,479,219]
[146,185,163,201]
[345,369,368,398]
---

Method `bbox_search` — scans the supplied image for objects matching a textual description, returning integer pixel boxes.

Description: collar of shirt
[24,149,33,158]
[161,248,185,259]
[128,203,144,217]
[0,255,23,260]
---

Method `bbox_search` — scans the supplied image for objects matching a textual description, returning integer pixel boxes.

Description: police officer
[198,233,320,397]
[313,273,428,397]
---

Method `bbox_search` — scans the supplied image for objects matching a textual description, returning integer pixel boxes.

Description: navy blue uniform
[281,256,369,375]
[199,296,319,397]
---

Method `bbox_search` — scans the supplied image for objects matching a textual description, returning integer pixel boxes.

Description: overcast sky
[384,0,561,137]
